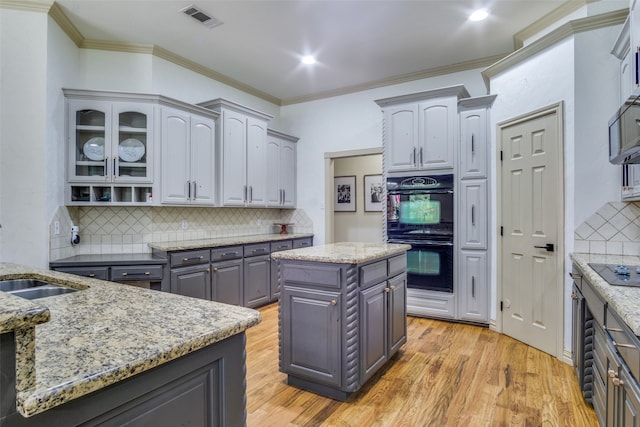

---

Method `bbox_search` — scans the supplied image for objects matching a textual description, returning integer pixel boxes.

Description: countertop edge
[148,233,314,252]
[271,243,411,264]
[571,252,640,335]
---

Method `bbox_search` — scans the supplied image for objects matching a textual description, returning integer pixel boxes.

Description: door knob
[534,243,555,252]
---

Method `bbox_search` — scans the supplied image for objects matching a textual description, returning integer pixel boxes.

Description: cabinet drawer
[244,243,270,258]
[607,307,640,381]
[55,266,109,281]
[388,255,406,277]
[211,246,243,261]
[293,237,313,249]
[282,263,342,289]
[360,260,387,288]
[111,265,163,282]
[271,240,293,252]
[170,250,211,268]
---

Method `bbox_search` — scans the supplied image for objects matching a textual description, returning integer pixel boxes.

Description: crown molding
[513,0,588,49]
[0,0,52,13]
[482,8,628,91]
[48,2,82,45]
[281,54,505,106]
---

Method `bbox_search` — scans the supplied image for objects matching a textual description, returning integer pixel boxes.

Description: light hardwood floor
[245,303,598,426]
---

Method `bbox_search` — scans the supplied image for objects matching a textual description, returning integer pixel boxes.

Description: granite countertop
[148,233,314,252]
[271,242,412,264]
[571,253,640,335]
[0,263,260,418]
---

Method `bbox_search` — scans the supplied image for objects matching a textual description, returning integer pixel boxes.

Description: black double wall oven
[386,174,454,293]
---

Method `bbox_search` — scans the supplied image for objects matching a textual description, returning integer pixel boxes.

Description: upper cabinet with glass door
[67,96,154,183]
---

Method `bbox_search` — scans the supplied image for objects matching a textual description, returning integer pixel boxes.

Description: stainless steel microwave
[609,91,640,164]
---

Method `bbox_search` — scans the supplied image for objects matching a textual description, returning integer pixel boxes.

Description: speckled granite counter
[0,262,260,418]
[271,242,412,264]
[571,253,640,335]
[148,233,314,252]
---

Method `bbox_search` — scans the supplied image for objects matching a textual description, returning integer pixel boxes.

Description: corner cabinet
[456,95,495,324]
[375,85,470,173]
[160,107,217,205]
[266,129,298,208]
[199,99,274,207]
[279,251,407,400]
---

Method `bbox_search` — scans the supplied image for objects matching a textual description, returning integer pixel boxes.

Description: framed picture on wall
[364,174,384,212]
[334,175,356,212]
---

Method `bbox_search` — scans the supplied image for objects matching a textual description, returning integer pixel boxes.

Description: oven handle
[387,189,453,196]
[388,239,453,247]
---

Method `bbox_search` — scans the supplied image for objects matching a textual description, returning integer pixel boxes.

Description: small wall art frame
[334,175,356,212]
[364,174,384,212]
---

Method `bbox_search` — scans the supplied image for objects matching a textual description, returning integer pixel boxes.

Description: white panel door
[501,109,561,356]
[221,110,247,206]
[161,108,190,204]
[190,115,216,205]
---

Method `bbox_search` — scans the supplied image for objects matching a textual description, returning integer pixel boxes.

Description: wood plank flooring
[245,303,598,426]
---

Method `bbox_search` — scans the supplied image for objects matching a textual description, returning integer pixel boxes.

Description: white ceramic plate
[83,137,105,161]
[119,138,145,162]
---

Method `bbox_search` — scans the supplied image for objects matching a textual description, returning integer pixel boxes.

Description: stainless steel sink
[0,279,78,299]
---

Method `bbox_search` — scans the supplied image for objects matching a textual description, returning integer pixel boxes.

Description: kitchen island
[0,263,260,426]
[272,242,411,400]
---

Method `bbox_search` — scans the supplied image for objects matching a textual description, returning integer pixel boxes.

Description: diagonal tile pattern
[50,206,314,258]
[574,202,640,255]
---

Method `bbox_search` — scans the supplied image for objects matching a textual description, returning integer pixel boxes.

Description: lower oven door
[389,239,453,293]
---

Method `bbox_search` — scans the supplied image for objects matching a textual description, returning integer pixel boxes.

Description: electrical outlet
[181,220,188,230]
[54,221,60,235]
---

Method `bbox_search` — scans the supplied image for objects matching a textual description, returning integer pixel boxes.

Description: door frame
[495,101,565,359]
[324,147,382,243]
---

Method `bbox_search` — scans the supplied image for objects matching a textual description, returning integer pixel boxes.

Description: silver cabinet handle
[330,299,337,306]
[471,205,475,226]
[243,185,247,202]
[192,181,197,200]
[122,271,150,276]
[113,158,118,180]
[412,147,416,166]
[187,181,191,199]
[249,186,253,202]
[472,276,476,298]
[419,147,423,165]
[471,134,475,153]
[182,256,204,262]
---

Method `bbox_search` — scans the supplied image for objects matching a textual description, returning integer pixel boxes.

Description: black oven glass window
[405,245,454,293]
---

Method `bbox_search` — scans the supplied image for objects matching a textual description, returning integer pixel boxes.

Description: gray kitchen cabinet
[457,251,488,323]
[270,240,293,300]
[160,107,217,205]
[170,264,211,300]
[293,236,313,249]
[199,99,273,207]
[266,129,298,208]
[211,245,243,305]
[280,285,342,388]
[459,180,488,250]
[375,86,469,173]
[279,251,407,400]
[52,266,109,281]
[211,258,243,306]
[243,243,271,308]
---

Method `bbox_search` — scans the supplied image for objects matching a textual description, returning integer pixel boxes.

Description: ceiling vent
[179,4,223,29]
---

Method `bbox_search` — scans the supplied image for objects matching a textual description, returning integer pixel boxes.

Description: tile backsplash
[49,206,313,260]
[574,202,640,255]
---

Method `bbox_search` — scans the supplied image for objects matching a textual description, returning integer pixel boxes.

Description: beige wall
[333,154,383,243]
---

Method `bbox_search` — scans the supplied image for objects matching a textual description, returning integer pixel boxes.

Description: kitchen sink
[0,279,78,299]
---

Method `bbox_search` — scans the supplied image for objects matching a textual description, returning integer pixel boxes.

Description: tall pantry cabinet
[457,95,496,323]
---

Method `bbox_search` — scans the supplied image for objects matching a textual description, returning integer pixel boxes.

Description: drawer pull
[252,248,266,254]
[330,299,337,306]
[222,252,239,257]
[384,287,390,293]
[183,256,204,262]
[121,272,150,276]
[613,377,625,387]
[88,273,96,277]
[608,369,617,378]
[608,328,624,332]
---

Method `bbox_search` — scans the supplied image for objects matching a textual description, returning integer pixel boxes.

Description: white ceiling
[55,0,574,104]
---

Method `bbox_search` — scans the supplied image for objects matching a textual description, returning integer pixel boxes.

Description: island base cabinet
[280,286,342,389]
[1,333,248,427]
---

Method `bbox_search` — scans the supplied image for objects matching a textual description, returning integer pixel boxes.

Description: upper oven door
[387,174,454,239]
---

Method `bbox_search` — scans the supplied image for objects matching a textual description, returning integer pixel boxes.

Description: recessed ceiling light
[469,9,489,22]
[301,55,316,65]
